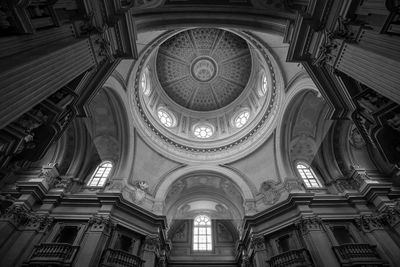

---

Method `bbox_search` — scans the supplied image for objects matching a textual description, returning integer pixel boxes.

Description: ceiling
[156,28,252,111]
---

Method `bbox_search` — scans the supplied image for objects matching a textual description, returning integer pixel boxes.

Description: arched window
[296,162,322,188]
[87,161,113,187]
[141,68,151,96]
[257,70,268,96]
[193,215,212,251]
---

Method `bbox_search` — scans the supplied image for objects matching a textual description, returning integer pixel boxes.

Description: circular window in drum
[157,108,176,128]
[193,124,213,139]
[234,110,250,128]
[141,68,151,96]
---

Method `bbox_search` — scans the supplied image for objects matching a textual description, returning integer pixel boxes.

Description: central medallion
[191,57,217,82]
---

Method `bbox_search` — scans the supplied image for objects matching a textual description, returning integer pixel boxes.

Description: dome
[156,28,251,111]
[131,29,282,164]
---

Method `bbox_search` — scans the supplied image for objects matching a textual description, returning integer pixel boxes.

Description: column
[0,38,96,128]
[250,234,268,267]
[142,236,160,267]
[296,216,340,267]
[0,207,53,267]
[74,215,113,267]
[334,28,400,104]
[355,215,400,266]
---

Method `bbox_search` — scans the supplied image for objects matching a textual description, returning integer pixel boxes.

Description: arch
[102,74,135,180]
[275,75,321,180]
[154,165,254,202]
[87,161,113,187]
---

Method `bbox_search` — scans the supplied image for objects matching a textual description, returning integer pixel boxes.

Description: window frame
[157,107,177,128]
[192,215,213,252]
[86,161,113,188]
[325,222,364,246]
[295,161,323,189]
[46,222,86,246]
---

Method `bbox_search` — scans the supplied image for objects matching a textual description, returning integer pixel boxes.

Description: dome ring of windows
[193,123,214,139]
[141,67,151,96]
[231,108,251,129]
[257,70,268,97]
[157,107,177,128]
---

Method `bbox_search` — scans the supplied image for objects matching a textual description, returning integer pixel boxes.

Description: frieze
[354,215,384,232]
[1,205,53,230]
[88,215,114,231]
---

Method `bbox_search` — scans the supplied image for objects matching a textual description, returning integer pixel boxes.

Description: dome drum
[130,28,282,163]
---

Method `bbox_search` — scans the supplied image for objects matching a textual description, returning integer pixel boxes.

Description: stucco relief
[93,135,120,162]
[349,126,366,149]
[289,134,316,163]
[259,180,280,205]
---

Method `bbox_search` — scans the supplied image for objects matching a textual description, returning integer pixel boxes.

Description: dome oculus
[191,57,217,82]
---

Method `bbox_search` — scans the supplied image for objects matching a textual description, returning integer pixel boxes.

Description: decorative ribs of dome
[156,28,252,111]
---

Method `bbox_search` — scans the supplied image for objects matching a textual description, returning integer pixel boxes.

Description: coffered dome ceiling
[156,28,252,111]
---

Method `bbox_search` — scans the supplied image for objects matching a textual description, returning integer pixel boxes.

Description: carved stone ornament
[1,205,30,225]
[1,205,53,230]
[25,214,54,231]
[349,127,366,149]
[88,215,113,231]
[259,180,280,205]
[379,202,400,226]
[354,215,384,232]
[39,162,60,185]
[125,180,149,204]
[333,178,359,192]
[144,236,161,252]
[250,235,266,251]
[283,178,304,193]
[312,17,354,67]
[296,215,324,234]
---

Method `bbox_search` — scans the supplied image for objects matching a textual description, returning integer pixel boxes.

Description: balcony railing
[25,243,79,266]
[101,248,144,267]
[267,248,314,267]
[332,243,388,266]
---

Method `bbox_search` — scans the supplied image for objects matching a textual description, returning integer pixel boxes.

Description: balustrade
[332,243,388,266]
[101,248,144,267]
[267,248,313,267]
[25,243,79,266]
